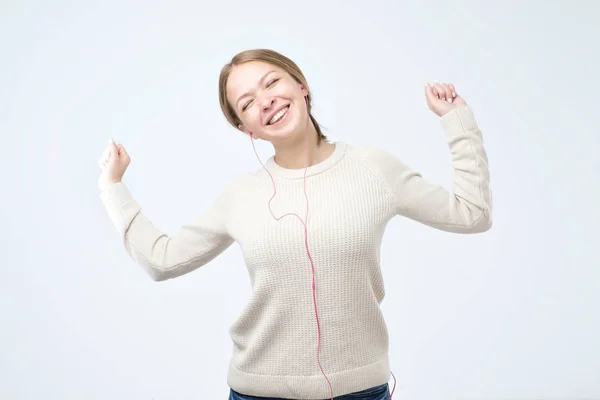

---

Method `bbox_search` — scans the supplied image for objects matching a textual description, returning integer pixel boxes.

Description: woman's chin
[261,125,301,142]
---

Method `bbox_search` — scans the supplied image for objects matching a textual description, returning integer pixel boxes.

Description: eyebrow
[235,70,276,108]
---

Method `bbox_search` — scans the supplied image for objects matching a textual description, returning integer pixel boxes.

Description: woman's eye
[241,78,279,111]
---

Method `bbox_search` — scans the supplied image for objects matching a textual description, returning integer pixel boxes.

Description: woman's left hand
[425,82,467,117]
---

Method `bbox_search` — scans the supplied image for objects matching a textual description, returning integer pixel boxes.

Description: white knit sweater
[100,106,492,399]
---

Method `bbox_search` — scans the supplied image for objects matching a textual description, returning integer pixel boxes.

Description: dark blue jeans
[229,383,390,400]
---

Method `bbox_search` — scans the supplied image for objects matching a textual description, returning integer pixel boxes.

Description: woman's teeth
[268,106,289,125]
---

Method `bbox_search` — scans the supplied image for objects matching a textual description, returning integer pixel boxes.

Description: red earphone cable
[249,95,396,400]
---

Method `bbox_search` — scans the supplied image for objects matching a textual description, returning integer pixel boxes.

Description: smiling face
[225,61,309,143]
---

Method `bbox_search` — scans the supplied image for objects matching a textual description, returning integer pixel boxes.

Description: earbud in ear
[300,84,308,98]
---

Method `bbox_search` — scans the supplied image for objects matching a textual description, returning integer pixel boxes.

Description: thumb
[424,82,437,103]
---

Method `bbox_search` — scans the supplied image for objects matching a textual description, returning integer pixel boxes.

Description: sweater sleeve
[369,106,492,233]
[100,182,235,281]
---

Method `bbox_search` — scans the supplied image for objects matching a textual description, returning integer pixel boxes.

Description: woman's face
[226,61,309,143]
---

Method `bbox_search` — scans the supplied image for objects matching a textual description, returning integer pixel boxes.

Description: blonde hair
[218,49,327,143]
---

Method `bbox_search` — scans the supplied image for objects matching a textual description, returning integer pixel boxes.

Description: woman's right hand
[98,138,131,190]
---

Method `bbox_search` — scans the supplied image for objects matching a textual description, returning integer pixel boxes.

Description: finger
[432,83,446,100]
[449,83,457,98]
[439,83,453,103]
[117,143,131,162]
[108,138,119,157]
[431,84,441,99]
[442,83,454,103]
[424,82,437,103]
[118,143,129,157]
[434,83,450,101]
[119,145,130,159]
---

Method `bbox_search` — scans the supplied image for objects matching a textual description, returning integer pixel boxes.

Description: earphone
[248,83,396,400]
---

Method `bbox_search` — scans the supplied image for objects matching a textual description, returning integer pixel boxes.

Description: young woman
[98,49,492,400]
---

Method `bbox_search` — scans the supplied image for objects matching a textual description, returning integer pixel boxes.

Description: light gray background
[1,1,598,399]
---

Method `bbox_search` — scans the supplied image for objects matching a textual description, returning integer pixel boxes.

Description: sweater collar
[264,142,347,179]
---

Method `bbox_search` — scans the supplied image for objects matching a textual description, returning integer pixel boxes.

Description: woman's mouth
[267,106,290,125]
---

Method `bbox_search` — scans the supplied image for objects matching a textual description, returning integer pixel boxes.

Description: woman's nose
[260,96,275,111]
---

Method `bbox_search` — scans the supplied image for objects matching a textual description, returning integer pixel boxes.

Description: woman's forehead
[227,61,285,99]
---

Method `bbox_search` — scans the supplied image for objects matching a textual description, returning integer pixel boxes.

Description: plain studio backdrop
[1,1,598,399]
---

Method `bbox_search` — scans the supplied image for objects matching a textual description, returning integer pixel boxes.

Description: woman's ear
[239,125,256,139]
[300,84,308,97]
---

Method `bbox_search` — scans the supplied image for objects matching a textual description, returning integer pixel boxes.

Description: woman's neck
[272,131,335,170]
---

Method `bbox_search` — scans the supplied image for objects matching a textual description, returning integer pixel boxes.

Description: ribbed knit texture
[100,106,492,399]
